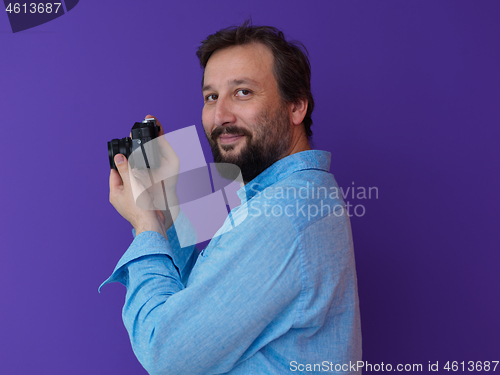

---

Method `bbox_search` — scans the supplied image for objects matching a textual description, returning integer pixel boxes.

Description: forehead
[203,43,276,89]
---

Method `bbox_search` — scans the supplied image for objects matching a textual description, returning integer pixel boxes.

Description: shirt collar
[236,150,332,203]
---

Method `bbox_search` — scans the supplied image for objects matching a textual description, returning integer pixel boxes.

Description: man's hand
[109,115,181,238]
[109,153,168,239]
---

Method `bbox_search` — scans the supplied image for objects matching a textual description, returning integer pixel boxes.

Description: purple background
[1,1,499,374]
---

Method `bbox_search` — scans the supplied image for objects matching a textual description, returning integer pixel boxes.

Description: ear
[290,99,308,126]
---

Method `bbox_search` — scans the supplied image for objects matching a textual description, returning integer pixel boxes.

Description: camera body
[108,118,161,170]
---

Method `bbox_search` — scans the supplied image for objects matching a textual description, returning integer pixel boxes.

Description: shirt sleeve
[99,211,302,375]
[128,209,199,285]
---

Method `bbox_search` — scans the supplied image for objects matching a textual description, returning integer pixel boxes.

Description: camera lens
[108,137,132,170]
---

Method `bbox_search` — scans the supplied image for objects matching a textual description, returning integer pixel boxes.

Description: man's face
[202,42,292,183]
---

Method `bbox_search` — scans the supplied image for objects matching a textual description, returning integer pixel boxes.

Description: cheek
[237,105,261,128]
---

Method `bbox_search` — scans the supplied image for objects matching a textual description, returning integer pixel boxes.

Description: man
[102,21,362,374]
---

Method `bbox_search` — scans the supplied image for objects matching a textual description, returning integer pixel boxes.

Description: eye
[236,89,251,97]
[205,94,218,102]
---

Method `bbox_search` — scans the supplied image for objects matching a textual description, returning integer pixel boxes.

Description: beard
[205,102,293,184]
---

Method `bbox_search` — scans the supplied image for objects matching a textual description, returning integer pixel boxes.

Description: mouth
[218,134,245,144]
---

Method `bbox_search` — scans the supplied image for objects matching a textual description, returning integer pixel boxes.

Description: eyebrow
[202,78,259,93]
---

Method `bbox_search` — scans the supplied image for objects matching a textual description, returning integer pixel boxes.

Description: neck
[287,125,311,156]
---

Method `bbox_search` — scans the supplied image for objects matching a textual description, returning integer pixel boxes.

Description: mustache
[210,126,251,143]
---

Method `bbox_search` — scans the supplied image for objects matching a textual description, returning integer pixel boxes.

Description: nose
[214,96,237,127]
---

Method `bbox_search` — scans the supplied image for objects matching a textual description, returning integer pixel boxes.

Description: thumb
[114,154,130,187]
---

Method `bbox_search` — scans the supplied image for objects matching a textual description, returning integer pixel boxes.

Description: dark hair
[196,20,315,140]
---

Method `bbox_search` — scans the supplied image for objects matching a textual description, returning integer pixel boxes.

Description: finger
[117,155,152,207]
[135,187,157,211]
[145,114,165,135]
[152,137,180,184]
[109,168,123,194]
[130,166,152,193]
[157,133,178,161]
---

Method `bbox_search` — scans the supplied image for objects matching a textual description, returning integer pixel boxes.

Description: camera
[108,118,161,170]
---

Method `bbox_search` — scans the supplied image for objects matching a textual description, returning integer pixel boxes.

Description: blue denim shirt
[100,150,362,374]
